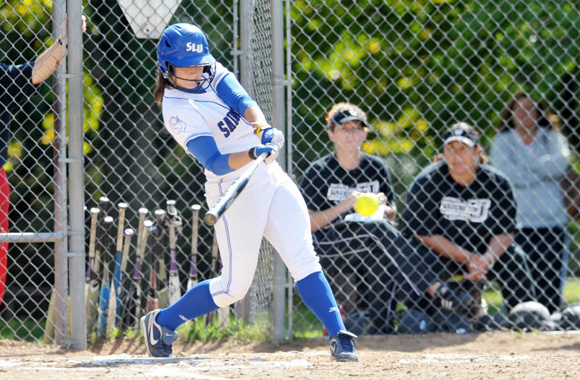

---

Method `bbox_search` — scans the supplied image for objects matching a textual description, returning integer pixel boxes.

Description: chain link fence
[0,0,70,342]
[1,0,580,344]
[0,0,278,344]
[289,0,580,336]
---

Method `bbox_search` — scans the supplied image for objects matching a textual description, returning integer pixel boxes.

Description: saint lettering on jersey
[217,110,241,138]
[439,196,491,223]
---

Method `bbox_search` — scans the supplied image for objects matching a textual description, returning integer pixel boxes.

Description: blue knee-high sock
[296,271,345,337]
[156,280,219,330]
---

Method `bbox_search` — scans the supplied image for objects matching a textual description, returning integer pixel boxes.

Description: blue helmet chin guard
[158,23,216,92]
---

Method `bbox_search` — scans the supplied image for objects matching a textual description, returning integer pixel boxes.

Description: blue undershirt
[185,72,259,176]
[187,137,233,175]
[216,72,258,115]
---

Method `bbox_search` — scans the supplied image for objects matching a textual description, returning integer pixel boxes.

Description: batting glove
[258,127,285,151]
[249,144,279,164]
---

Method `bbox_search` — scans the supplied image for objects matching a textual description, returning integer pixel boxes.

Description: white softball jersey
[162,63,321,308]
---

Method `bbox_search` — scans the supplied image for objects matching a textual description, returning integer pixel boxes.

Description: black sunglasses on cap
[443,128,480,147]
[330,109,368,128]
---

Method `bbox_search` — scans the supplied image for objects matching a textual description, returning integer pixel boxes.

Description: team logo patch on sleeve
[439,196,491,223]
[169,116,187,134]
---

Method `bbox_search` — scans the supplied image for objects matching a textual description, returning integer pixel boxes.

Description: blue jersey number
[217,110,241,138]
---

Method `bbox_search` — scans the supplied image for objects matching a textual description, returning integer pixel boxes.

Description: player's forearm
[308,210,337,232]
[228,151,255,170]
[483,233,513,265]
[308,203,351,232]
[31,41,65,85]
[31,13,87,85]
[417,234,472,263]
[244,106,269,129]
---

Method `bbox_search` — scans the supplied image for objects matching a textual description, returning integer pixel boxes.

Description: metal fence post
[51,0,68,346]
[67,0,86,350]
[233,0,253,324]
[240,0,253,97]
[271,0,287,343]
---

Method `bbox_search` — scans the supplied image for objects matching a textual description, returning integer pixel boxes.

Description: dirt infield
[1,332,580,379]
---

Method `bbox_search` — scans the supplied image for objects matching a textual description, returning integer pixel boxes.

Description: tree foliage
[290,0,580,181]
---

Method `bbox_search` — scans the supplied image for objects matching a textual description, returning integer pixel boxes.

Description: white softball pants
[205,162,322,307]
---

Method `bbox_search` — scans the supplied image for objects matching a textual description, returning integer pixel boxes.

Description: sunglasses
[330,110,367,127]
[442,128,479,146]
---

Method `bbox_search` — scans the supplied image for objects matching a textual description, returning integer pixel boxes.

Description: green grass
[106,314,272,345]
[2,312,273,344]
[483,277,580,314]
[178,316,272,344]
[483,287,504,314]
[563,277,580,304]
[291,305,325,339]
[0,318,44,342]
[5,278,580,343]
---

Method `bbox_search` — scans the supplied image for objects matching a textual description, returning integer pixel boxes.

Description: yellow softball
[354,193,380,217]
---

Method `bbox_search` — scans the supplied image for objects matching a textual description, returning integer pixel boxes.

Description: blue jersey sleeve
[186,136,234,175]
[215,72,258,116]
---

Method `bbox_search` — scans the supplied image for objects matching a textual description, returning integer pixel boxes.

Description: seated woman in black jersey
[402,122,535,319]
[299,103,475,335]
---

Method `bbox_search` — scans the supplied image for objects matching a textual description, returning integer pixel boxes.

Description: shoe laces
[155,332,176,356]
[336,333,355,352]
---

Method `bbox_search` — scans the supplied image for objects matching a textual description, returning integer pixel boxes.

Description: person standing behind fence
[403,122,535,315]
[300,103,476,335]
[490,93,570,313]
[141,23,358,362]
[0,15,86,307]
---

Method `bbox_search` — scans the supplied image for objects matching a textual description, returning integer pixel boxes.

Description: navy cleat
[141,309,178,357]
[329,331,358,362]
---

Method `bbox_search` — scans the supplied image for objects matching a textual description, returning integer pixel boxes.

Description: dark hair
[432,122,490,164]
[496,92,559,133]
[154,70,170,106]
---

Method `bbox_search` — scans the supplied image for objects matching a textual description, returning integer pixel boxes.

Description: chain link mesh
[0,1,68,341]
[240,0,275,327]
[2,0,580,342]
[0,0,278,343]
[289,0,580,336]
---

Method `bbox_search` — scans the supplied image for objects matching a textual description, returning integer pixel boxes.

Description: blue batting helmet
[157,23,216,76]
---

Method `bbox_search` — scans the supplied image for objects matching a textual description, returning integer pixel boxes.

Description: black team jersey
[402,160,517,255]
[0,63,37,166]
[300,152,394,240]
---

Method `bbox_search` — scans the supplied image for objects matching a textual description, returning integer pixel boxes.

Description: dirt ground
[1,332,580,380]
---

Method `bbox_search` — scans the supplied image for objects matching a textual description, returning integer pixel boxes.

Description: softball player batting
[141,23,358,362]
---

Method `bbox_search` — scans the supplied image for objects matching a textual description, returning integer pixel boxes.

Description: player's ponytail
[154,70,168,106]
